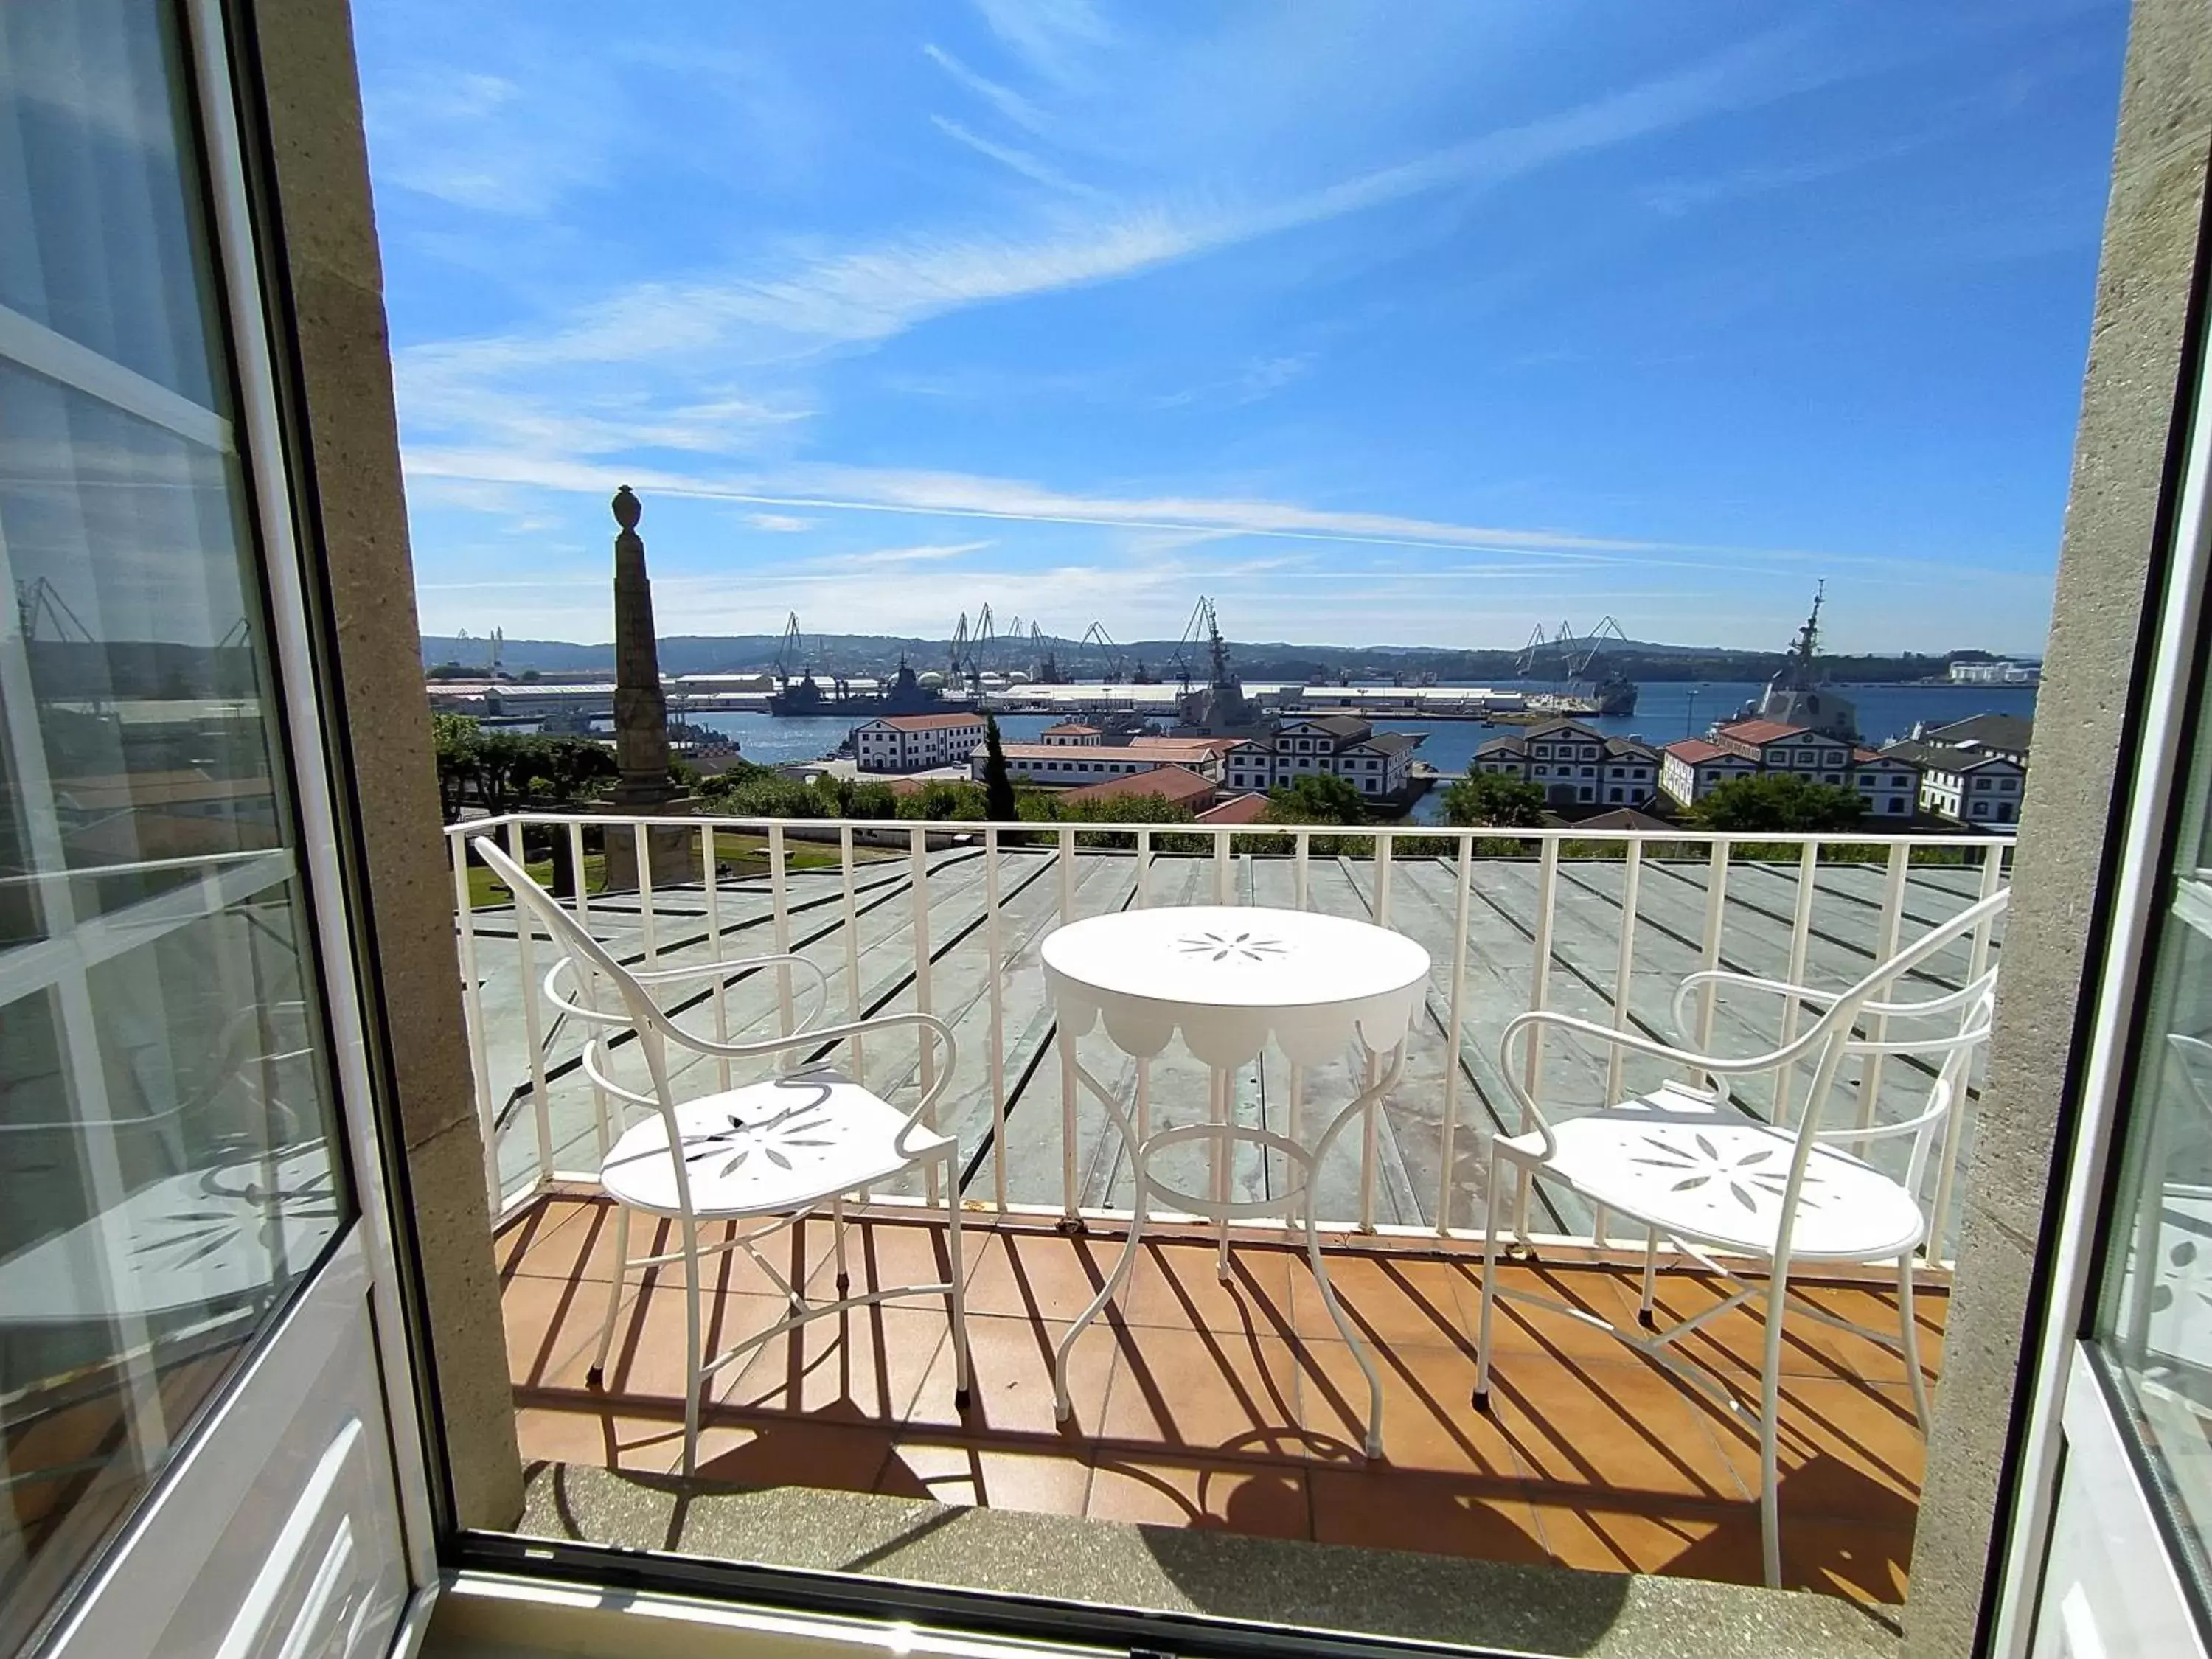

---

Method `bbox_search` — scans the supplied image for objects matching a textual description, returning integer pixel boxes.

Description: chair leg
[588,1206,632,1385]
[945,1151,973,1411]
[1898,1253,1932,1434]
[833,1193,850,1293]
[1759,1267,1787,1590]
[1474,1147,1502,1411]
[681,1221,703,1479]
[1638,1226,1658,1329]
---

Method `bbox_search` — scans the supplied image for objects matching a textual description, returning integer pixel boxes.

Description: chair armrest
[1669,970,1837,1043]
[1497,1005,1829,1164]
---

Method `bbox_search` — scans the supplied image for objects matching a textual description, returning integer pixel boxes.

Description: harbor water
[672,680,2039,824]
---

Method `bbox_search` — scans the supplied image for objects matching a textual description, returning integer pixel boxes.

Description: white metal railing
[446,813,2011,1267]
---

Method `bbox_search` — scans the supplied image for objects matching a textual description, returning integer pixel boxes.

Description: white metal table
[1042,904,1430,1457]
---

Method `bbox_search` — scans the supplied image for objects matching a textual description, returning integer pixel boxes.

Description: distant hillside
[420,631,1980,685]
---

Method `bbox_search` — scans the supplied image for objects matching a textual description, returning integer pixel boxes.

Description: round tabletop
[1042,905,1430,1070]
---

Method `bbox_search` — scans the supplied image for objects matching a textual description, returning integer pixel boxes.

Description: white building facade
[1658,739,1759,805]
[1473,720,1659,806]
[1221,716,1420,798]
[1883,739,2028,825]
[852,712,989,773]
[978,742,1228,786]
[1851,749,1922,817]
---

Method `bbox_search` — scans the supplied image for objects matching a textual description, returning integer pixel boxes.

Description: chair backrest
[470,835,703,1214]
[1768,885,2008,1261]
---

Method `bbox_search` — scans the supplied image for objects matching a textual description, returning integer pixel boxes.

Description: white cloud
[745,512,814,532]
[821,540,992,567]
[921,44,1051,135]
[967,0,1112,85]
[931,116,1102,198]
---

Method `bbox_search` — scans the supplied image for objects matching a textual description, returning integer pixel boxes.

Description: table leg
[1307,1040,1407,1459]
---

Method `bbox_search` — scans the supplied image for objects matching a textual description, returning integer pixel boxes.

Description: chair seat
[1498,1082,1926,1262]
[600,1068,953,1219]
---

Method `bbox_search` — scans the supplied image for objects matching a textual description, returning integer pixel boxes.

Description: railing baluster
[572,818,613,1154]
[840,825,864,1091]
[451,829,499,1213]
[769,821,796,1068]
[1772,840,1818,1125]
[1136,827,1151,908]
[1357,832,1385,1231]
[1696,837,1728,1051]
[986,826,1007,1215]
[1606,839,1643,1106]
[1214,828,1232,904]
[635,820,658,967]
[1858,843,1911,1143]
[1515,835,1561,1237]
[1435,833,1473,1237]
[702,825,731,1093]
[1294,828,1310,910]
[1059,827,1077,1222]
[505,819,553,1183]
[1927,841,2008,1260]
[909,825,939,1207]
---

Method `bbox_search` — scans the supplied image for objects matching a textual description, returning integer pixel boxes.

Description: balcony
[457,813,2005,1623]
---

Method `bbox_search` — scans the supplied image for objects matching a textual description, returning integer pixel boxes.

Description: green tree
[1691,771,1865,832]
[430,713,481,821]
[1439,771,1545,828]
[981,714,1018,821]
[1267,771,1368,825]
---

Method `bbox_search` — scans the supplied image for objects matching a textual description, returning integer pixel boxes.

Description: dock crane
[773,611,807,687]
[1077,620,1127,682]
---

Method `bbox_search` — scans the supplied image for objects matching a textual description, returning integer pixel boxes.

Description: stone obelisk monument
[599,485,693,888]
[608,485,675,806]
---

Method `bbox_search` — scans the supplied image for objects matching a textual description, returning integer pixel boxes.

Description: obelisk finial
[613,484,641,532]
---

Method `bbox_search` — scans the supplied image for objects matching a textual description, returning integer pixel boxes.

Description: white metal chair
[1473,885,2008,1587]
[473,837,972,1474]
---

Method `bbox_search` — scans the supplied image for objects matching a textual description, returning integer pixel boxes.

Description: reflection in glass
[0,0,352,1649]
[2095,707,2212,1609]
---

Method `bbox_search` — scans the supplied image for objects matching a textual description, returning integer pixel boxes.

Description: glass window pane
[2093,702,2212,1610]
[0,0,227,411]
[0,0,352,1649]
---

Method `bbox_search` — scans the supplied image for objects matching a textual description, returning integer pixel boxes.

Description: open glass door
[0,1,420,1655]
[2020,282,2212,1656]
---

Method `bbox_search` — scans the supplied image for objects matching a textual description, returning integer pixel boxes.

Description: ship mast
[1785,581,1824,687]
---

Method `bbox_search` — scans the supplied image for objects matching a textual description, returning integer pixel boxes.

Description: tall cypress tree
[982,714,1018,821]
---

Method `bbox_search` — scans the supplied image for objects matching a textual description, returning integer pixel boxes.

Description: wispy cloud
[744,512,814,532]
[392,25,1820,481]
[931,116,1102,198]
[921,44,1051,135]
[967,0,1112,85]
[821,540,992,567]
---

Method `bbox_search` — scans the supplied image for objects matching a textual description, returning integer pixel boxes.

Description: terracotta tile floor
[499,1195,1941,1607]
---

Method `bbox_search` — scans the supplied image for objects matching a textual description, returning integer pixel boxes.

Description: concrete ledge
[494,1460,1896,1659]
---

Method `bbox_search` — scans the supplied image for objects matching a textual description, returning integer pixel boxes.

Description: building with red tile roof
[1059,764,1220,810]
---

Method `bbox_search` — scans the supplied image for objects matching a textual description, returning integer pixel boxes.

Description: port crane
[773,611,808,686]
[1076,621,1128,682]
[1517,616,1631,684]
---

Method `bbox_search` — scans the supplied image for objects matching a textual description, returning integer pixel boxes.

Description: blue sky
[357,0,2126,655]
